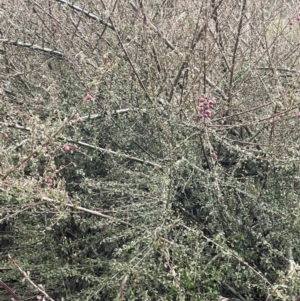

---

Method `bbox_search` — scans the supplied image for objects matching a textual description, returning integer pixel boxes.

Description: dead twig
[0,39,63,57]
[0,278,21,301]
[69,140,162,169]
[8,255,55,301]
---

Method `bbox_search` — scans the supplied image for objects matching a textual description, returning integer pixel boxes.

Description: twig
[256,67,297,73]
[0,122,31,132]
[53,0,114,30]
[0,39,63,57]
[7,139,29,152]
[0,108,146,133]
[203,253,222,271]
[223,282,248,301]
[8,255,55,301]
[43,196,134,227]
[204,76,229,101]
[264,266,297,301]
[227,0,247,105]
[69,140,162,169]
[0,278,21,301]
[199,133,211,170]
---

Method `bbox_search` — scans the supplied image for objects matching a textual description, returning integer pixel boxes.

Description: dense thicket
[1,1,300,300]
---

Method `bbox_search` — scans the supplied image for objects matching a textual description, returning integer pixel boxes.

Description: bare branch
[8,255,55,301]
[0,279,21,301]
[52,0,114,30]
[43,197,134,227]
[0,39,63,57]
[68,140,162,169]
[223,283,248,301]
[228,0,247,105]
[0,122,31,132]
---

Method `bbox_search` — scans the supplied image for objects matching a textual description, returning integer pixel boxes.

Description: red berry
[209,99,216,106]
[47,178,53,185]
[78,117,83,123]
[205,109,212,117]
[3,133,8,139]
[199,97,205,103]
[63,145,70,152]
[297,112,300,118]
[86,93,93,100]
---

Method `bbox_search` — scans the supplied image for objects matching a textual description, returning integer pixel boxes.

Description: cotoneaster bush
[1,1,300,301]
